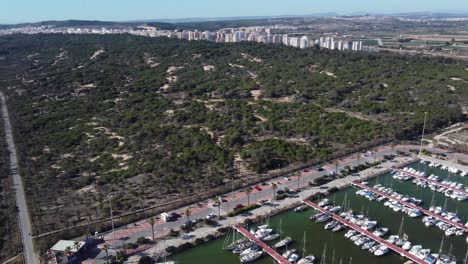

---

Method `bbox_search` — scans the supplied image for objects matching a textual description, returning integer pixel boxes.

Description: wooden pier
[233,225,290,264]
[303,200,426,264]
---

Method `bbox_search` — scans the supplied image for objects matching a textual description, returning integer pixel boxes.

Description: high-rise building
[282,34,289,46]
[289,37,299,47]
[299,36,309,49]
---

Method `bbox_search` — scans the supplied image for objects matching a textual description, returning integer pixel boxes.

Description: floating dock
[392,167,468,196]
[233,225,290,264]
[303,200,426,264]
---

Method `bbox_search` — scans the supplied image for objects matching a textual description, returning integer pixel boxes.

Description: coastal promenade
[303,200,426,264]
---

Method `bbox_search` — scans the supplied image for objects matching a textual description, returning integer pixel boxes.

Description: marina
[168,160,467,263]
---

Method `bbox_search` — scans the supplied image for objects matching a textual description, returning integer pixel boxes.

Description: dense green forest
[0,34,466,235]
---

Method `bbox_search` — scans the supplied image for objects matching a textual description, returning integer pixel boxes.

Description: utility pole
[419,112,428,156]
[107,194,117,250]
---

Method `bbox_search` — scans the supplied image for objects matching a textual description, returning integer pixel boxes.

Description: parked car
[254,185,262,191]
[235,204,244,209]
[276,190,285,195]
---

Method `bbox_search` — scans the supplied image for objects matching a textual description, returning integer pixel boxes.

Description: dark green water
[169,162,467,263]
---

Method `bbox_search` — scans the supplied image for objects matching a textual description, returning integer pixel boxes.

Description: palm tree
[102,244,110,264]
[74,241,80,258]
[213,196,221,217]
[272,183,277,200]
[391,143,397,154]
[245,187,252,206]
[64,246,71,264]
[333,160,340,175]
[185,207,192,222]
[356,153,362,167]
[148,217,155,241]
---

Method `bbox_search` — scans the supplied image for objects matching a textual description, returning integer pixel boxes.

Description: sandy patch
[320,71,337,78]
[90,49,104,60]
[203,65,215,71]
[167,66,184,74]
[166,76,179,83]
[228,63,245,68]
[251,90,262,100]
[450,77,463,81]
[112,153,131,161]
[447,85,456,91]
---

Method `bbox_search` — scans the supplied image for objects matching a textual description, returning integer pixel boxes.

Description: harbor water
[169,161,467,263]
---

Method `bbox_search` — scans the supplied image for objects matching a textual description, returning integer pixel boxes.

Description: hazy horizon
[2,0,468,24]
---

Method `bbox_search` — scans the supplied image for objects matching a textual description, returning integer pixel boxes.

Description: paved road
[0,92,38,264]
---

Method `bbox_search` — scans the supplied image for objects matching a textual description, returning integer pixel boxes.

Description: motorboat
[368,245,380,254]
[387,235,399,244]
[372,227,388,237]
[274,237,292,249]
[297,255,315,264]
[332,224,344,232]
[310,213,323,220]
[374,246,390,256]
[416,249,431,260]
[295,205,308,212]
[350,234,362,242]
[324,220,338,230]
[224,238,247,250]
[233,241,253,254]
[262,233,280,241]
[402,241,412,251]
[435,254,457,264]
[316,214,331,223]
[240,244,262,256]
[409,245,422,256]
[318,199,331,207]
[344,230,357,238]
[240,250,263,263]
[362,241,376,250]
[282,249,297,259]
[329,206,342,213]
[354,236,370,246]
[288,253,300,263]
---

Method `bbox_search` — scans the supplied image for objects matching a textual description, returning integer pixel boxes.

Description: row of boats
[394,167,467,201]
[356,185,423,218]
[224,223,316,263]
[426,161,467,176]
[360,184,467,238]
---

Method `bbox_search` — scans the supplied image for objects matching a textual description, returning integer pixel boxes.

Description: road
[0,92,38,264]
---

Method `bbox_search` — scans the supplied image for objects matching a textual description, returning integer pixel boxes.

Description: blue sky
[1,0,468,24]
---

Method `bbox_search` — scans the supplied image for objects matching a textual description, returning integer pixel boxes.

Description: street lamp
[419,112,428,156]
[107,194,117,250]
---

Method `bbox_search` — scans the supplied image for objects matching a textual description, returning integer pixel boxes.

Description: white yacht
[297,256,315,264]
[240,250,263,263]
[374,246,390,256]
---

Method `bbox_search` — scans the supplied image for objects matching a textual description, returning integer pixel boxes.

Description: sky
[1,0,468,24]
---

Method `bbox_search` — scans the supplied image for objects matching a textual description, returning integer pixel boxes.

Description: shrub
[275,193,288,200]
[228,204,261,217]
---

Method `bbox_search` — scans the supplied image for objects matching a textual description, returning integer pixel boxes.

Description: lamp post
[419,112,428,156]
[107,194,117,250]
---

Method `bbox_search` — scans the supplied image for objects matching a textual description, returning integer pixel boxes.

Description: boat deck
[392,167,468,196]
[303,200,426,264]
[233,225,290,264]
[352,181,468,232]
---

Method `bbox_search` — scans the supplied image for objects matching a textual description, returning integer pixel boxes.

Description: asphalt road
[0,92,38,264]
